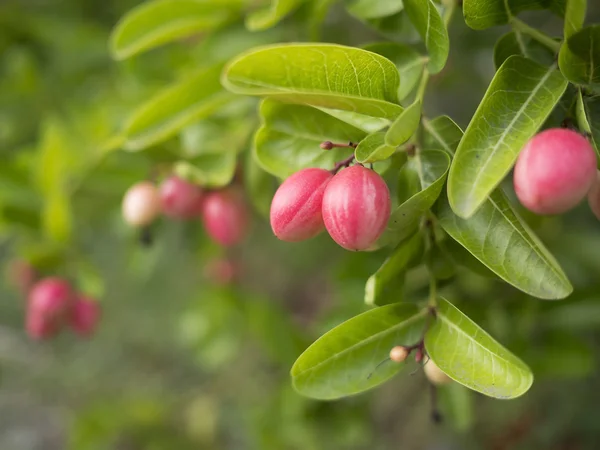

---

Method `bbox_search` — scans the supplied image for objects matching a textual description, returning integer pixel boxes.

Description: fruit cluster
[122,176,250,247]
[270,163,391,251]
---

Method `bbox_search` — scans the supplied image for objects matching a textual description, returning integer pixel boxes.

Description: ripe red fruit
[270,168,333,242]
[588,171,600,220]
[26,277,73,340]
[201,188,250,246]
[69,296,101,337]
[122,181,161,227]
[159,176,204,219]
[514,128,597,215]
[322,165,391,251]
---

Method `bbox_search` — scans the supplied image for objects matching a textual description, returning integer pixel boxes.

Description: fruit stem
[320,141,358,150]
[330,154,356,174]
[511,18,562,53]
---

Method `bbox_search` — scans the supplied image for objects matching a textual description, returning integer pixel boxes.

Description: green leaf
[434,189,573,299]
[422,115,463,155]
[123,65,235,151]
[43,189,72,244]
[380,150,450,245]
[246,0,305,31]
[362,42,425,101]
[403,0,449,74]
[448,56,568,218]
[317,108,390,133]
[577,92,600,162]
[222,43,403,119]
[254,100,365,178]
[438,383,474,432]
[385,100,421,146]
[463,0,566,30]
[525,332,594,379]
[346,0,404,19]
[425,298,533,399]
[110,0,235,60]
[364,12,421,44]
[365,232,424,306]
[245,149,276,218]
[355,132,396,163]
[440,238,497,279]
[559,25,600,88]
[180,117,253,158]
[493,31,555,69]
[564,0,586,39]
[174,153,237,188]
[291,304,428,400]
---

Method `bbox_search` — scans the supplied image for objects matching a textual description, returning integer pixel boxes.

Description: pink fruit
[588,171,600,220]
[204,258,239,285]
[69,296,101,337]
[122,181,161,227]
[270,168,333,242]
[26,277,73,339]
[201,188,250,246]
[159,176,204,219]
[322,165,391,251]
[514,128,597,215]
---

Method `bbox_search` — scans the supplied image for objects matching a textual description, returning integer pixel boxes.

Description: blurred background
[2,0,600,449]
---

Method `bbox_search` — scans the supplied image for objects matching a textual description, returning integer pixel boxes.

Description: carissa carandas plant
[108,0,599,411]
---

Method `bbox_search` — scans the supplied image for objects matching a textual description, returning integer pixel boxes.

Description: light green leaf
[380,150,450,246]
[123,65,235,151]
[363,42,425,101]
[403,0,449,74]
[355,132,396,163]
[448,56,568,218]
[174,153,237,188]
[346,0,404,19]
[245,150,276,218]
[317,108,390,133]
[559,25,600,88]
[180,118,253,158]
[463,0,566,30]
[422,115,463,155]
[493,31,555,69]
[291,304,428,400]
[434,189,573,299]
[438,383,473,432]
[385,100,421,146]
[254,100,365,178]
[110,0,234,60]
[564,0,586,39]
[246,0,305,31]
[44,189,72,244]
[222,43,403,119]
[365,232,424,306]
[425,298,533,399]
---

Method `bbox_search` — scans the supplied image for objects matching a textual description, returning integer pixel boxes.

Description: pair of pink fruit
[26,277,100,340]
[270,165,391,251]
[122,176,250,246]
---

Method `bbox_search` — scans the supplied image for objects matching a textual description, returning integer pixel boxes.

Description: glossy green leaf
[365,232,424,306]
[317,108,390,133]
[291,304,428,400]
[564,0,586,39]
[110,0,234,60]
[422,115,463,155]
[493,31,555,69]
[385,100,421,146]
[434,189,573,299]
[222,44,403,119]
[246,0,305,31]
[245,150,276,218]
[346,0,404,19]
[363,42,425,101]
[380,150,450,245]
[463,0,566,30]
[174,152,237,188]
[425,298,533,399]
[577,92,600,161]
[254,100,365,178]
[403,0,449,74]
[448,56,567,218]
[355,132,396,163]
[123,65,234,151]
[559,25,600,88]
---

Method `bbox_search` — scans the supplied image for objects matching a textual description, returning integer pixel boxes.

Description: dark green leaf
[422,115,463,155]
[448,56,567,218]
[463,0,566,30]
[493,31,555,69]
[291,304,428,399]
[425,298,534,399]
[559,25,600,88]
[577,92,600,163]
[222,44,403,119]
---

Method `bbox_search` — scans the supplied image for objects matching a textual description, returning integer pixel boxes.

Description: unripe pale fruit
[26,277,73,339]
[587,171,600,220]
[270,168,333,242]
[322,165,391,251]
[514,128,597,215]
[202,188,250,246]
[69,296,101,337]
[424,359,451,385]
[159,176,204,219]
[122,181,161,227]
[389,346,409,363]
